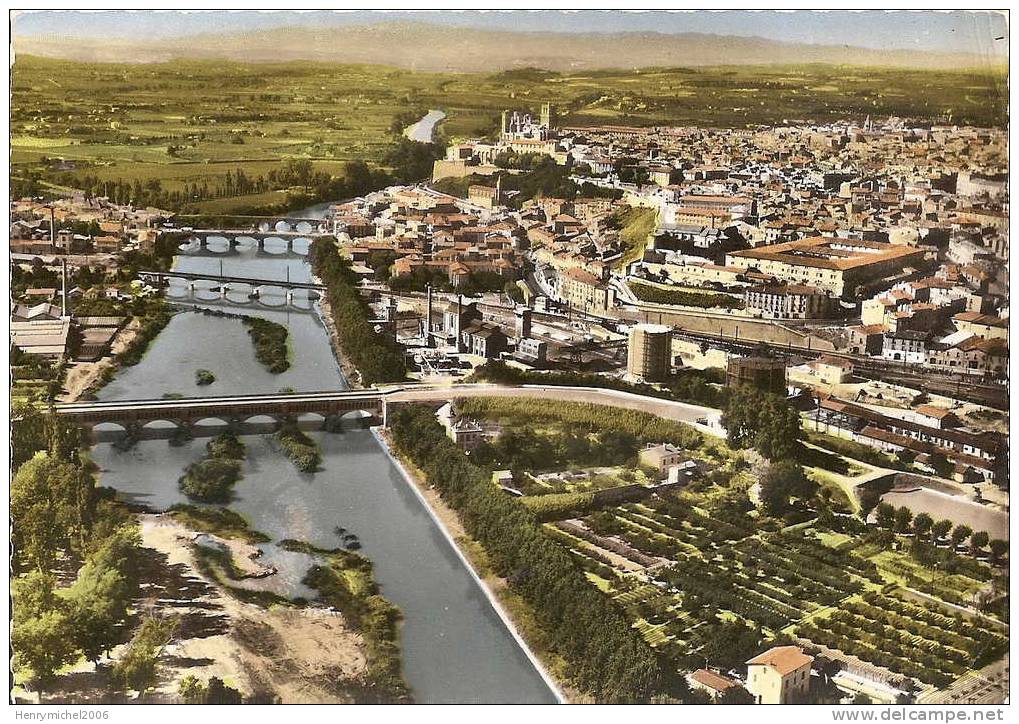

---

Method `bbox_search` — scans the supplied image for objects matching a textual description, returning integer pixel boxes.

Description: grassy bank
[167,505,270,544]
[468,359,727,408]
[116,305,176,367]
[614,206,658,267]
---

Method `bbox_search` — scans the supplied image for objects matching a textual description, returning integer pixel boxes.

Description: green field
[11,56,1007,214]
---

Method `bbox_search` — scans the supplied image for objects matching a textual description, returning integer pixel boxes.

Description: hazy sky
[11,10,1008,56]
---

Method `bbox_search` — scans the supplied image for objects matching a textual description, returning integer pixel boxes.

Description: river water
[91,212,558,702]
[404,109,446,143]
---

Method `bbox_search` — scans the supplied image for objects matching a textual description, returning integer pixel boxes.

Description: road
[387,383,725,436]
[917,658,1009,705]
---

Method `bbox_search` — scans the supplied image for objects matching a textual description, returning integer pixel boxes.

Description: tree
[178,675,206,704]
[931,519,953,541]
[988,539,1008,564]
[875,502,896,530]
[754,396,803,461]
[893,506,913,534]
[722,387,801,460]
[858,488,883,517]
[179,675,243,704]
[853,692,872,704]
[112,616,179,693]
[969,530,989,555]
[950,524,973,548]
[759,461,817,516]
[718,684,755,704]
[11,452,94,571]
[11,572,78,689]
[700,621,762,672]
[912,512,934,539]
[62,550,133,663]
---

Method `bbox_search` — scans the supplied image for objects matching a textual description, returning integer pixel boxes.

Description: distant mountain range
[13,21,1002,71]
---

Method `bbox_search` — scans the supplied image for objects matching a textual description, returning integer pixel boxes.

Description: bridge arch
[192,416,232,434]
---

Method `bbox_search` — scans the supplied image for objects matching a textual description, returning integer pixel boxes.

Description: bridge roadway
[186,228,330,239]
[54,384,724,437]
[139,270,325,292]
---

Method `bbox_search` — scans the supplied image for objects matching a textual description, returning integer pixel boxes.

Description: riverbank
[372,427,571,704]
[140,513,373,703]
[315,288,363,389]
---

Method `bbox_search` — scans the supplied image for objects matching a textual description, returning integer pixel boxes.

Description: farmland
[448,397,1007,698]
[10,55,1007,215]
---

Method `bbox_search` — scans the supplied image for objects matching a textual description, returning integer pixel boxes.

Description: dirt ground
[58,319,143,402]
[24,514,369,704]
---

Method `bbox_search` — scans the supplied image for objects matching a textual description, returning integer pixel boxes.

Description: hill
[12,21,1003,71]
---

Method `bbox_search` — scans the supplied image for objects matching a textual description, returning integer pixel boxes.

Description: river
[90,212,559,703]
[404,109,446,143]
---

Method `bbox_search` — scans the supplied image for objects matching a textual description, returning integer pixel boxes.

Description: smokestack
[425,284,433,342]
[60,259,68,317]
[50,208,56,246]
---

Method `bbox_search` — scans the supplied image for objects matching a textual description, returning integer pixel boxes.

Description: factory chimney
[60,259,69,318]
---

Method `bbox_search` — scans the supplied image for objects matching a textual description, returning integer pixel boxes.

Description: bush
[628,280,745,310]
[179,458,242,502]
[242,317,290,373]
[205,431,245,460]
[276,423,320,472]
[194,369,215,386]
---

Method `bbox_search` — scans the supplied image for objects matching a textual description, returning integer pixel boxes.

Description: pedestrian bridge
[57,390,386,439]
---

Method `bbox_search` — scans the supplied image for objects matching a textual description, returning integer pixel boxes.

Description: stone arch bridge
[56,390,386,440]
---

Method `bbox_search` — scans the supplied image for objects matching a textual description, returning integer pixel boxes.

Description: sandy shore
[24,514,371,704]
[138,514,369,703]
